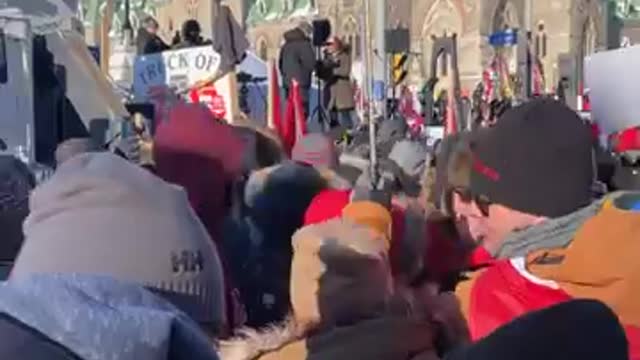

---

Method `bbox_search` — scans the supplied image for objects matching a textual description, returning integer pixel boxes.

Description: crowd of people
[1,16,639,360]
[1,90,639,359]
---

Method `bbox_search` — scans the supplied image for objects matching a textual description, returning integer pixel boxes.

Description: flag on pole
[291,80,307,141]
[281,79,307,155]
[282,88,296,155]
[267,60,282,131]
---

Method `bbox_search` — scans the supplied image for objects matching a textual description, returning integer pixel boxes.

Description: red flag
[281,80,308,155]
[269,61,284,136]
[291,80,308,142]
[282,87,296,155]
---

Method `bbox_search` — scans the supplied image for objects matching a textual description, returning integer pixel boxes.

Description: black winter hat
[469,99,594,217]
[446,300,628,360]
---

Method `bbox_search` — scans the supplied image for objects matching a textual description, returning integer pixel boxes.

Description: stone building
[145,0,608,93]
[231,0,608,93]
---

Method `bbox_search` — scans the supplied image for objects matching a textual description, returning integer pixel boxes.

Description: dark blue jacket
[0,274,220,360]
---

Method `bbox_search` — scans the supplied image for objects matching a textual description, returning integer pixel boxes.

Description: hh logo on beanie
[171,250,204,274]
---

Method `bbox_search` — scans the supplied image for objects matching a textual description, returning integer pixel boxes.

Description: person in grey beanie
[10,152,226,336]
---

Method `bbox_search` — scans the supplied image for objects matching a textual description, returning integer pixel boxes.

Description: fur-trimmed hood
[219,316,437,360]
[218,318,300,360]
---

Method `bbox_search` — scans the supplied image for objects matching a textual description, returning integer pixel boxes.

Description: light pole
[122,0,133,44]
[524,0,532,98]
[363,0,380,188]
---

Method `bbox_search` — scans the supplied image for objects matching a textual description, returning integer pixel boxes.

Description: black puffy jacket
[278,29,315,89]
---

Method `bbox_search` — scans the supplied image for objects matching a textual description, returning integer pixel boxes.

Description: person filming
[319,37,355,129]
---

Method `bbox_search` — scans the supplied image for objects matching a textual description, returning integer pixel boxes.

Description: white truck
[0,14,35,163]
[0,0,128,170]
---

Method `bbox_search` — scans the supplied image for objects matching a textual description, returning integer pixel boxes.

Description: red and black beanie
[469,99,594,218]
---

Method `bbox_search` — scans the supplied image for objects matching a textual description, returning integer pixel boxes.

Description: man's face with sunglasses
[452,189,546,254]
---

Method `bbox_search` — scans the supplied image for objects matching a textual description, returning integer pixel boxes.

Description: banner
[133,46,236,123]
[585,45,640,136]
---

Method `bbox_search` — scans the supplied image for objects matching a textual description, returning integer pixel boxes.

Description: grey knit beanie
[11,153,225,329]
[55,138,100,167]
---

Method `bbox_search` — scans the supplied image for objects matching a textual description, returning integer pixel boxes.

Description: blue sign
[489,29,518,47]
[373,81,385,101]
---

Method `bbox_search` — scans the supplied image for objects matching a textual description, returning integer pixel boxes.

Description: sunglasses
[452,187,492,217]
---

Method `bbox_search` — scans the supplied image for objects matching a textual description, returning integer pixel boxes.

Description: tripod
[310,46,331,132]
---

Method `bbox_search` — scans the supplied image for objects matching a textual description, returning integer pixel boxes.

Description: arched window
[421,0,463,80]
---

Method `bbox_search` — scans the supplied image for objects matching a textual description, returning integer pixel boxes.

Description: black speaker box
[385,28,410,53]
[312,19,332,46]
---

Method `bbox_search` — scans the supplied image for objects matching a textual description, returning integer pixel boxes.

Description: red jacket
[460,259,640,359]
[456,194,640,359]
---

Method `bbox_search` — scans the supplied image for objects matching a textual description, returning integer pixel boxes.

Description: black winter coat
[278,29,315,89]
[136,29,169,55]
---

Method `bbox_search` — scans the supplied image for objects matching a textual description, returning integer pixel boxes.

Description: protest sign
[133,46,238,123]
[585,45,640,137]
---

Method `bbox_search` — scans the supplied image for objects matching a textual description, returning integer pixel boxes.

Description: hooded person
[10,153,226,336]
[0,274,221,360]
[219,218,437,360]
[173,19,212,50]
[154,103,246,240]
[230,162,330,328]
[279,21,315,117]
[449,99,640,357]
[292,133,352,189]
[304,192,427,286]
[0,155,35,279]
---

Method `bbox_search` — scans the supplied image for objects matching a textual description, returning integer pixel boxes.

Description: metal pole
[100,0,115,75]
[374,0,387,117]
[524,0,532,98]
[123,0,133,44]
[363,0,379,188]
